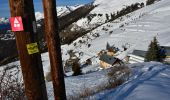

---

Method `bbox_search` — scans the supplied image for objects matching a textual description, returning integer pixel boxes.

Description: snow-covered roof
[131,50,147,58]
[99,54,118,65]
[161,46,170,56]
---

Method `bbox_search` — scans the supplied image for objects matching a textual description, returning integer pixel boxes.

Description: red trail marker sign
[10,16,24,32]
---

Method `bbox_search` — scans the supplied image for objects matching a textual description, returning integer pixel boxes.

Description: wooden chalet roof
[99,54,118,65]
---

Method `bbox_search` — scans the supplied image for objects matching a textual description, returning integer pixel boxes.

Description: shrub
[107,65,131,87]
[146,0,156,5]
[85,59,92,65]
[45,72,52,82]
[0,65,26,99]
[72,61,82,76]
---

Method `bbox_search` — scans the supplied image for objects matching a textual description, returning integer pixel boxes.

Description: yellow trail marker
[26,43,39,55]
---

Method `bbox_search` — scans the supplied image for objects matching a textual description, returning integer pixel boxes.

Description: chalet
[162,46,170,63]
[128,46,170,63]
[99,54,122,69]
[128,50,147,64]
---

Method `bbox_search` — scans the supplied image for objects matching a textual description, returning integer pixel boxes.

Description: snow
[57,5,83,17]
[64,0,170,64]
[35,12,44,21]
[91,62,170,100]
[92,0,147,14]
[75,0,147,29]
[0,17,9,24]
[34,5,83,21]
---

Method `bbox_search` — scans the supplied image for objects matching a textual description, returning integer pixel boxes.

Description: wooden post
[8,0,48,99]
[42,0,67,100]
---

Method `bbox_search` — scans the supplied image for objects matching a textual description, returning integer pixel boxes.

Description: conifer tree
[105,14,109,21]
[145,37,161,61]
[106,42,111,50]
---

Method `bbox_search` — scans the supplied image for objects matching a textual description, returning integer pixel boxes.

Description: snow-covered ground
[91,62,170,100]
[63,0,170,63]
[74,0,147,29]
[2,60,170,100]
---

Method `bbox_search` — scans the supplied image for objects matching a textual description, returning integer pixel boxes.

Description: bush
[45,72,52,82]
[72,61,82,76]
[107,65,131,87]
[146,0,156,5]
[0,65,26,99]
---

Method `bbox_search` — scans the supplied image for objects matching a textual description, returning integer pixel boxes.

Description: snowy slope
[0,18,10,30]
[62,0,170,63]
[2,58,170,100]
[57,5,83,17]
[35,5,82,20]
[91,62,170,100]
[75,0,147,29]
[92,0,146,14]
[0,18,9,24]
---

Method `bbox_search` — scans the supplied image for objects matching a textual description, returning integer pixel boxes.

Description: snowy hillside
[0,18,9,24]
[62,0,170,62]
[35,5,82,20]
[2,59,169,99]
[74,0,147,29]
[0,18,10,30]
[91,62,170,100]
[92,0,147,14]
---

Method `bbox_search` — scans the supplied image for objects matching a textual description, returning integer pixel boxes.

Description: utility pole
[8,0,48,99]
[42,0,67,100]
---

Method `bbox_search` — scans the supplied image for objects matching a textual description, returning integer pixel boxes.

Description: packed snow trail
[91,62,170,100]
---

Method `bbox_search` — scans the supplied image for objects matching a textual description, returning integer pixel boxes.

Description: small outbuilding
[99,54,122,69]
[128,50,147,64]
[162,46,170,63]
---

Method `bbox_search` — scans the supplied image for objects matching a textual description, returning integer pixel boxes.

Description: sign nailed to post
[26,42,39,55]
[10,16,24,32]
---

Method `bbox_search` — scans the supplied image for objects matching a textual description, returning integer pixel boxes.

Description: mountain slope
[73,0,147,30]
[62,0,170,63]
[91,62,170,100]
[35,5,83,21]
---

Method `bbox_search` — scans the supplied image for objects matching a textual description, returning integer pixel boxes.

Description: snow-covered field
[91,62,170,100]
[74,0,147,29]
[63,0,170,62]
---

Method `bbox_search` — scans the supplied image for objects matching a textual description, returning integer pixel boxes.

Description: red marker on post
[10,16,24,32]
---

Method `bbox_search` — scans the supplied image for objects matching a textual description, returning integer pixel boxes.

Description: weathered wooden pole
[8,0,48,99]
[42,0,67,99]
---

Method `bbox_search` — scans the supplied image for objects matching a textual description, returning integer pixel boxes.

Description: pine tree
[145,37,161,61]
[106,42,111,50]
[105,14,109,21]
